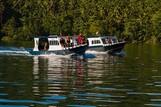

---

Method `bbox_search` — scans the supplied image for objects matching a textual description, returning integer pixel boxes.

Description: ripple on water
[151,99,161,101]
[145,81,161,87]
[129,78,138,81]
[95,87,132,92]
[0,93,8,96]
[95,87,116,91]
[145,99,161,107]
[127,92,145,95]
[70,92,112,98]
[127,92,161,96]
[0,99,59,105]
[75,98,121,103]
[68,105,96,107]
[42,95,67,100]
[145,83,154,86]
[70,92,124,103]
[145,104,161,107]
[153,81,161,87]
[0,105,29,107]
[152,76,161,78]
[154,82,161,84]
[146,93,161,96]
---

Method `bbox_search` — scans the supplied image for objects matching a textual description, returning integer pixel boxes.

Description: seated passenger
[77,33,86,45]
[108,39,112,44]
[66,35,71,47]
[60,38,66,47]
[44,42,48,50]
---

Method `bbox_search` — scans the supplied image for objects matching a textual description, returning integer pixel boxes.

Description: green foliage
[2,17,16,39]
[152,10,161,39]
[0,0,161,42]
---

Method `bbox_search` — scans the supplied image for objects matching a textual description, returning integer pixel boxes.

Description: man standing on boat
[66,34,71,47]
[77,33,86,45]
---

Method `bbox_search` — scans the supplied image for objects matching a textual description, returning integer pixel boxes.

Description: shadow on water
[108,50,126,57]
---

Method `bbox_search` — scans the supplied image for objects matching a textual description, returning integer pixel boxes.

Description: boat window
[92,40,101,44]
[50,40,59,45]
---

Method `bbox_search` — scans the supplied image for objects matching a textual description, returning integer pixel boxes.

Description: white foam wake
[85,50,108,54]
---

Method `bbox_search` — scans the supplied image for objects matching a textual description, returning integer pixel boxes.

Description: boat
[87,36,126,54]
[30,35,88,55]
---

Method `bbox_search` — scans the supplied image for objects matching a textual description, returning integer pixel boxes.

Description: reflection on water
[1,44,161,106]
[31,54,129,107]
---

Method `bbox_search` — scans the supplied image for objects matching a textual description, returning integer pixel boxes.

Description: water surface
[0,44,161,107]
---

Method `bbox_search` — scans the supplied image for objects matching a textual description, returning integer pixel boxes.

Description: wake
[0,46,95,59]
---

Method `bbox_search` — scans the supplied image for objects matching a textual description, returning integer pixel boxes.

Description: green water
[0,44,161,107]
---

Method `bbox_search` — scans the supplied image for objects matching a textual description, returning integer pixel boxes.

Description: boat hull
[105,42,126,53]
[88,42,126,53]
[87,45,105,52]
[29,45,88,55]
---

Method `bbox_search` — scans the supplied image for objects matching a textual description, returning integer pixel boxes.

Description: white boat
[87,36,126,54]
[30,35,87,55]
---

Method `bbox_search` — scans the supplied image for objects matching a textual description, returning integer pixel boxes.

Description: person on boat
[44,42,48,50]
[81,34,86,44]
[77,33,86,45]
[72,33,77,47]
[59,32,63,36]
[108,38,112,44]
[96,31,101,36]
[77,33,81,45]
[60,37,66,47]
[66,35,71,47]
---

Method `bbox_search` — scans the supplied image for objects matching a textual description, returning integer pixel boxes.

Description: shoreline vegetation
[0,0,161,44]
